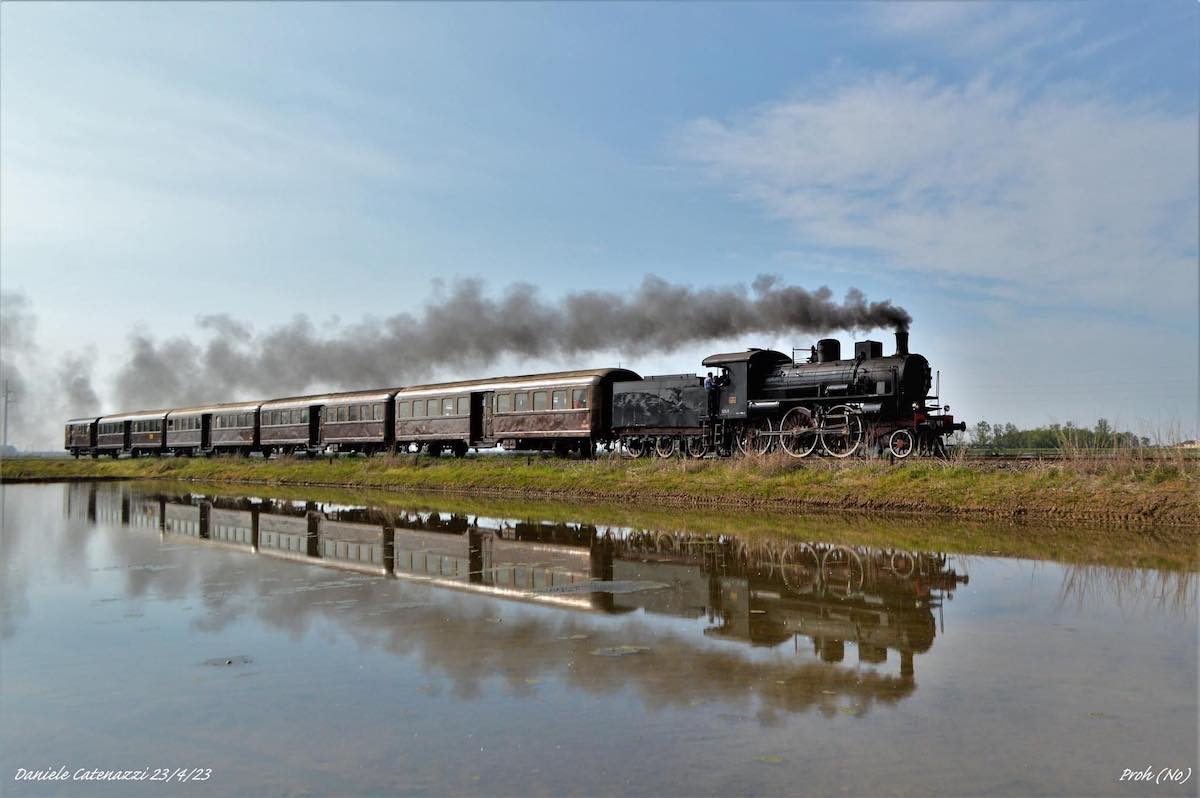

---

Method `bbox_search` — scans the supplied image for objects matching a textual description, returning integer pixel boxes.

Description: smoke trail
[0,292,35,447]
[58,352,101,415]
[0,292,106,451]
[112,274,911,409]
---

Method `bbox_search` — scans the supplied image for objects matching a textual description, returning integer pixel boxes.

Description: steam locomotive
[65,330,963,460]
[613,330,965,459]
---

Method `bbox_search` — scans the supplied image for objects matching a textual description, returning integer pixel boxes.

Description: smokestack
[816,339,841,363]
[895,330,909,356]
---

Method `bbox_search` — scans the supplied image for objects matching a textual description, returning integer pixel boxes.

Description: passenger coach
[65,417,100,457]
[394,368,639,457]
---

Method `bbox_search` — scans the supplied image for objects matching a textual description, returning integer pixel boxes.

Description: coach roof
[167,400,262,416]
[395,368,639,398]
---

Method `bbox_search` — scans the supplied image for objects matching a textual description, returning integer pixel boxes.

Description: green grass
[4,452,1197,528]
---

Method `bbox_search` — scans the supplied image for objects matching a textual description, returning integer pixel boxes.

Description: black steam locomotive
[65,330,963,460]
[612,330,964,459]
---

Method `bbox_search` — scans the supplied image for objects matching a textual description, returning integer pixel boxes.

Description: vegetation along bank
[3,454,1196,527]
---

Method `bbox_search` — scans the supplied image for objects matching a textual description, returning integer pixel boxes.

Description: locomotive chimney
[816,338,841,363]
[895,330,909,356]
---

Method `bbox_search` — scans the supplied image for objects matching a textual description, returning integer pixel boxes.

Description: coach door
[201,415,212,450]
[309,407,321,447]
[473,392,492,443]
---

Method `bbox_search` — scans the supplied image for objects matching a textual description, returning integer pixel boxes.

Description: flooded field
[1,482,1196,796]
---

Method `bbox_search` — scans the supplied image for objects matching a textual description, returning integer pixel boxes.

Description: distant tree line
[967,419,1148,450]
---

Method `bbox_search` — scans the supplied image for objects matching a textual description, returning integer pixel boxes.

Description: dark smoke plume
[113,274,910,409]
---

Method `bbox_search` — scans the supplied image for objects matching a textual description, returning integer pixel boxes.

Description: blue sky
[1,1,1197,447]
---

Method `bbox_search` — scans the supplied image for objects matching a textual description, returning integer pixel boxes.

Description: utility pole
[2,379,14,450]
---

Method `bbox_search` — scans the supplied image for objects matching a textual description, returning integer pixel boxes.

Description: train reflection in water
[65,483,967,680]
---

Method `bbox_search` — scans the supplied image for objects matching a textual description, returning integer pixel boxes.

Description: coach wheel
[427,443,443,457]
[820,405,863,459]
[684,435,709,459]
[452,441,469,459]
[779,407,819,458]
[655,436,676,458]
[888,429,915,459]
[736,416,775,456]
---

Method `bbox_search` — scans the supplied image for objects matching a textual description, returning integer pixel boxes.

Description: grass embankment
[4,453,1197,527]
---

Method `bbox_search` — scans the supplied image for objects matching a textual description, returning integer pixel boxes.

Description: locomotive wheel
[821,545,865,596]
[654,436,676,458]
[620,438,647,459]
[779,407,819,458]
[684,435,709,459]
[736,416,775,456]
[888,429,915,459]
[820,405,863,458]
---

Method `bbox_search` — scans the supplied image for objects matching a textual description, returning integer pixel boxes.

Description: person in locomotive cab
[704,372,718,420]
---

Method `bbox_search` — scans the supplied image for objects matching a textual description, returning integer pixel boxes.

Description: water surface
[1,482,1195,796]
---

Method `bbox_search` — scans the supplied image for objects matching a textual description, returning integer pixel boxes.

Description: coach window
[514,392,528,412]
[348,405,359,422]
[424,399,436,417]
[398,401,410,419]
[495,393,511,413]
[572,389,588,409]
[372,403,383,421]
[532,391,548,411]
[457,397,469,416]
[442,398,455,416]
[552,390,567,410]
[336,405,347,422]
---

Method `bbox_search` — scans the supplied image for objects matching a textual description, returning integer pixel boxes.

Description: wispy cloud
[679,74,1197,315]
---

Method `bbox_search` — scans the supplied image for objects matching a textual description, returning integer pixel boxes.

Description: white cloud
[679,74,1198,315]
